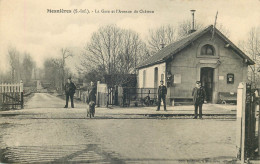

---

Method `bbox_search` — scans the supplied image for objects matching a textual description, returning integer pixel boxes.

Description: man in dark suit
[192,81,206,119]
[157,80,167,111]
[64,77,76,108]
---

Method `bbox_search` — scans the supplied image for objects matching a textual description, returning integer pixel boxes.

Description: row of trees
[0,47,73,93]
[0,46,74,93]
[0,47,36,85]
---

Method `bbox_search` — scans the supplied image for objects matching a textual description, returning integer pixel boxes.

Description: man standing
[192,81,206,119]
[64,77,76,108]
[157,80,167,111]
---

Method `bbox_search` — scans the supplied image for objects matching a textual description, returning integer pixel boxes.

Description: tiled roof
[137,25,254,69]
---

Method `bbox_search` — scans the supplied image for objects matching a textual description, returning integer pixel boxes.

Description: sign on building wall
[174,74,181,84]
[97,83,108,93]
[219,76,224,80]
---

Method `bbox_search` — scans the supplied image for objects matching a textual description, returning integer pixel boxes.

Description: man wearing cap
[192,81,206,119]
[64,77,76,108]
[157,80,167,111]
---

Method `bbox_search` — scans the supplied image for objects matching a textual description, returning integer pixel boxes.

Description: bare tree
[147,22,230,55]
[146,22,203,55]
[147,25,177,54]
[60,48,73,91]
[216,23,230,38]
[0,70,11,83]
[239,26,260,87]
[80,25,148,82]
[8,46,21,83]
[43,49,73,93]
[5,46,39,86]
[117,29,147,74]
[43,58,63,91]
[81,25,122,75]
[22,53,35,83]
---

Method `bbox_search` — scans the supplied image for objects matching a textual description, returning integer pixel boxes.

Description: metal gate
[107,86,118,107]
[244,84,258,159]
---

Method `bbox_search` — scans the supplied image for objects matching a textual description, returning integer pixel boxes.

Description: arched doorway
[200,67,214,102]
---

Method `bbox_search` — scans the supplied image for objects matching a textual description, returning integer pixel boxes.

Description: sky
[0,0,260,74]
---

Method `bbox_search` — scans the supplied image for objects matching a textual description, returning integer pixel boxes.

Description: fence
[122,87,158,107]
[0,80,24,109]
[95,81,159,107]
[236,83,260,163]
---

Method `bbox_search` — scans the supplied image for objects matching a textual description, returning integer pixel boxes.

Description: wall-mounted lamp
[224,44,230,48]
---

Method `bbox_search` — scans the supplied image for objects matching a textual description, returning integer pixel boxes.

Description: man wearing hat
[157,80,167,111]
[64,77,76,108]
[192,81,206,119]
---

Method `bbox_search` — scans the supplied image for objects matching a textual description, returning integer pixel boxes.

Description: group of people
[63,77,96,115]
[157,80,206,119]
[64,76,206,119]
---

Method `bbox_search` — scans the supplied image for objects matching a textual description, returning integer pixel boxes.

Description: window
[201,44,215,56]
[154,67,158,88]
[143,70,146,88]
[161,74,164,82]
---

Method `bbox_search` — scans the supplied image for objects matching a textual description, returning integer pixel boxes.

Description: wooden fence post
[236,82,246,163]
[20,80,24,109]
[256,103,260,156]
[3,83,5,106]
[256,89,260,157]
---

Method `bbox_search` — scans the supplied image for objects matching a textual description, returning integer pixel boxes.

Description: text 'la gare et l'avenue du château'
[47,9,155,14]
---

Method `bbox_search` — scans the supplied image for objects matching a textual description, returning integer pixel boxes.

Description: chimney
[189,10,196,33]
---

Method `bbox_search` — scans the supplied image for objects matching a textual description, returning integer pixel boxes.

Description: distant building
[137,25,254,104]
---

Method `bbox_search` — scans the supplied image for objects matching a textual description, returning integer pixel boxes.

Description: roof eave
[215,29,255,65]
[136,60,165,69]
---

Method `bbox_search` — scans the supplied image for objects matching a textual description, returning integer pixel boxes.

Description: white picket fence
[0,81,23,93]
[0,80,24,109]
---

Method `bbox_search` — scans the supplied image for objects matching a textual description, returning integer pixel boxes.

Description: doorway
[200,67,214,102]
